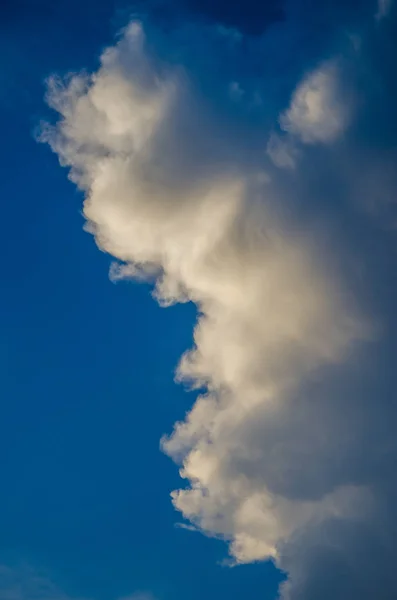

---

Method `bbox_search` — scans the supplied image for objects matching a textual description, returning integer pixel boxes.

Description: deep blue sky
[0,1,282,599]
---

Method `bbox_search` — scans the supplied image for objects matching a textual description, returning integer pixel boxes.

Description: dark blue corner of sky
[0,1,283,600]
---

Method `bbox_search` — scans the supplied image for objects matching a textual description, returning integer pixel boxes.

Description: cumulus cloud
[42,12,397,600]
[268,61,352,169]
[279,61,349,145]
[266,133,299,170]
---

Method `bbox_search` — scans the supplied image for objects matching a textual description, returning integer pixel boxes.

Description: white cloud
[279,62,349,145]
[266,133,299,169]
[42,19,397,600]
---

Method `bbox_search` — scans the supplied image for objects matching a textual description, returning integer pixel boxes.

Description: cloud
[268,59,354,169]
[41,10,397,600]
[279,61,349,145]
[266,133,299,170]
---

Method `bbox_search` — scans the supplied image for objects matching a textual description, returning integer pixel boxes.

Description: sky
[0,0,397,599]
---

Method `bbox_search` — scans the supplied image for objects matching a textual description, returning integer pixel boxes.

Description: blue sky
[1,1,397,599]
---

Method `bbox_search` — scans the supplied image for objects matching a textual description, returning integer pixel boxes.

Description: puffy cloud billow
[42,3,397,598]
